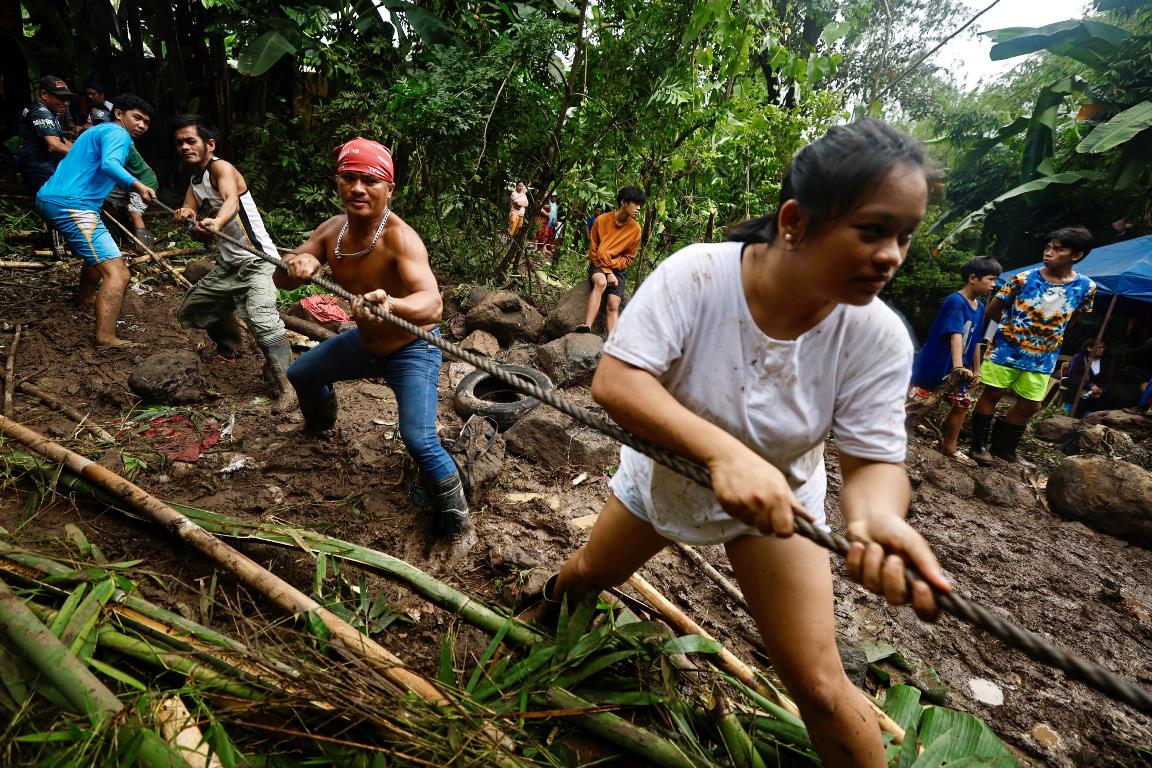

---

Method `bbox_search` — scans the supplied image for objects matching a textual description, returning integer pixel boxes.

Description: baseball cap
[39,76,75,97]
[89,109,112,124]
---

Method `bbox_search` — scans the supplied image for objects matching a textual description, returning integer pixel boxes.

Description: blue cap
[89,108,112,124]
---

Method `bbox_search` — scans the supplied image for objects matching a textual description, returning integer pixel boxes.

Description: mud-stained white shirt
[604,241,912,545]
[190,157,277,266]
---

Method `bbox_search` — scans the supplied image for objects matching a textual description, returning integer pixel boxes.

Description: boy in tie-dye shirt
[969,226,1096,465]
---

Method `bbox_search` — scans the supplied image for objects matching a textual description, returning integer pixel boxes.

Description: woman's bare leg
[726,534,885,768]
[554,494,670,601]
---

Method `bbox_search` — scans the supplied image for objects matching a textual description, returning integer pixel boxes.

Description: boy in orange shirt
[577,185,646,335]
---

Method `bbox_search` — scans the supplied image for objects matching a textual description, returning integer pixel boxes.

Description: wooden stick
[2,325,19,418]
[279,312,337,342]
[0,415,446,704]
[154,695,223,768]
[102,213,194,290]
[0,260,50,269]
[0,367,115,442]
[132,247,210,266]
[674,543,747,609]
[626,573,906,744]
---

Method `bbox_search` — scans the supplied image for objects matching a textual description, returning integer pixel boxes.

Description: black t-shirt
[17,101,63,176]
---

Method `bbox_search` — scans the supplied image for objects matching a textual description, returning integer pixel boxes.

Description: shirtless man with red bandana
[278,138,470,542]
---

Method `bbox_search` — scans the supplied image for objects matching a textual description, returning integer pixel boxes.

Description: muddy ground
[0,230,1149,767]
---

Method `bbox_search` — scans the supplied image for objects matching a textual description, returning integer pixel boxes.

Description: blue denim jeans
[287,327,456,482]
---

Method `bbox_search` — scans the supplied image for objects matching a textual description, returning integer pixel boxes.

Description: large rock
[459,330,501,357]
[1047,456,1152,547]
[923,465,976,498]
[465,290,545,345]
[182,259,215,284]
[128,350,209,404]
[504,408,618,471]
[974,471,1034,508]
[545,281,594,338]
[1084,410,1152,443]
[1034,415,1080,443]
[536,333,604,387]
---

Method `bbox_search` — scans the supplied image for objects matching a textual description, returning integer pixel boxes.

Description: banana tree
[942,13,1152,248]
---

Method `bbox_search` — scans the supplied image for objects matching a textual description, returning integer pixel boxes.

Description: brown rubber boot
[262,340,299,415]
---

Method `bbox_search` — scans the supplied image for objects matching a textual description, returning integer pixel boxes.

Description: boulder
[1084,409,1152,443]
[545,281,594,338]
[1075,424,1135,454]
[1047,456,1152,547]
[536,333,604,387]
[1034,415,1080,443]
[459,330,501,357]
[128,350,209,404]
[459,285,492,312]
[923,466,976,498]
[182,259,215,284]
[504,407,618,471]
[465,290,545,345]
[503,346,536,367]
[974,471,1034,508]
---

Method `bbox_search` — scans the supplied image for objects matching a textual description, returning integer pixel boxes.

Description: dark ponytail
[726,119,940,244]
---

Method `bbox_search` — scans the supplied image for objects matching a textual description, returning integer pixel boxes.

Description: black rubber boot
[206,315,244,361]
[427,472,470,540]
[261,340,298,415]
[968,412,995,466]
[989,417,1030,465]
[299,391,338,433]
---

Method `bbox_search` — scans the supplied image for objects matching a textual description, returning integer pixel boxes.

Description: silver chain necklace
[334,209,390,260]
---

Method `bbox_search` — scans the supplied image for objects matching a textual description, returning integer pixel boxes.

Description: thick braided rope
[153,201,1152,715]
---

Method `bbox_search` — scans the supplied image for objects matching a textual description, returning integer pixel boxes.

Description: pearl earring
[784,233,793,242]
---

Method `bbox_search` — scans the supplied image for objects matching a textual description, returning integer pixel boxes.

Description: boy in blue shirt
[969,226,1096,464]
[36,94,156,348]
[908,256,1002,458]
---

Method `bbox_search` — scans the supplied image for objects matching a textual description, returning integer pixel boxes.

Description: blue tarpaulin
[998,234,1152,303]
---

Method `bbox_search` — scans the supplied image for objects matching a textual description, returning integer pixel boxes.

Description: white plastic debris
[967,678,1003,705]
[219,455,256,475]
[571,473,589,486]
[219,413,237,440]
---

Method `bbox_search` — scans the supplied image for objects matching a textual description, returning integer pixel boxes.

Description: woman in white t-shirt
[536,120,952,768]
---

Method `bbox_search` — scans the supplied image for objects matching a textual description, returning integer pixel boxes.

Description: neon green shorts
[980,360,1049,401]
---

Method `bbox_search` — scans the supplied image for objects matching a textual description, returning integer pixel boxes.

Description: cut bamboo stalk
[154,696,223,768]
[626,573,906,744]
[542,688,702,768]
[2,324,19,418]
[102,212,194,290]
[0,260,50,269]
[0,415,444,704]
[0,575,124,722]
[0,370,114,442]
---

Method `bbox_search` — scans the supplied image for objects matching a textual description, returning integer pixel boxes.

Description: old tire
[453,364,555,432]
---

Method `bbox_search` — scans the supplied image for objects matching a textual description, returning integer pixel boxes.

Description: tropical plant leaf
[1110,127,1152,189]
[987,20,1130,68]
[1022,78,1082,180]
[1077,101,1152,153]
[910,726,951,768]
[663,634,724,655]
[381,0,451,46]
[882,684,923,733]
[237,30,297,77]
[917,706,1018,765]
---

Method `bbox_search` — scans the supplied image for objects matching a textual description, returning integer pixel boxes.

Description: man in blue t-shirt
[36,94,157,348]
[908,256,1002,458]
[16,75,74,194]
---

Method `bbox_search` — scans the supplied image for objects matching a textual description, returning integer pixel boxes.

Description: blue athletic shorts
[36,198,121,266]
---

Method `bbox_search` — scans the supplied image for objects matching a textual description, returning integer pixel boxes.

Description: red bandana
[333,138,394,183]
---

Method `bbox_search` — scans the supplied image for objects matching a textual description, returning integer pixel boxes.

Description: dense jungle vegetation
[3,0,1152,335]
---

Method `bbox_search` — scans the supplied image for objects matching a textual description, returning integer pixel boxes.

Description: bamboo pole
[154,696,223,768]
[2,324,20,418]
[0,369,115,442]
[0,260,50,269]
[0,415,445,704]
[543,688,702,768]
[103,212,194,290]
[627,573,906,743]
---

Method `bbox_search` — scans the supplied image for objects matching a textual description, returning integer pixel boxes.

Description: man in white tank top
[171,115,295,414]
